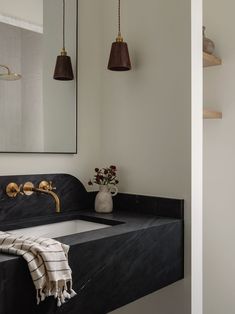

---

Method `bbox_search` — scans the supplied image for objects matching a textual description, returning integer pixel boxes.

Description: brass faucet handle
[6,183,21,198]
[23,182,34,196]
[39,180,56,191]
[49,181,56,191]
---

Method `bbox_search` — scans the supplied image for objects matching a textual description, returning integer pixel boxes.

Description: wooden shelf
[203,52,222,119]
[203,109,222,119]
[203,52,222,67]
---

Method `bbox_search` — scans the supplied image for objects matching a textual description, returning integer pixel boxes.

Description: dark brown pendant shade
[108,0,131,71]
[54,53,74,80]
[108,41,131,71]
[54,0,74,81]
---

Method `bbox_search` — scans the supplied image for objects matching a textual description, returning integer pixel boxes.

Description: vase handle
[109,185,118,197]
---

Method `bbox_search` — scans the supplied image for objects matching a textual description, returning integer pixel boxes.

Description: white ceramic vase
[95,185,118,213]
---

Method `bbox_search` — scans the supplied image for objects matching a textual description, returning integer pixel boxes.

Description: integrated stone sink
[10,220,110,238]
[0,174,184,314]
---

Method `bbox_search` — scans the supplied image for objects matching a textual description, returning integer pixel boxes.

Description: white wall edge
[0,13,43,33]
[191,0,203,313]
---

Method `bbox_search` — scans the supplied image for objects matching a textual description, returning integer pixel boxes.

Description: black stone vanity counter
[0,174,184,314]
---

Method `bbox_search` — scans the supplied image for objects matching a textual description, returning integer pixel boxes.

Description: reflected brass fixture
[23,181,61,213]
[108,0,131,71]
[0,64,21,81]
[53,0,74,81]
[22,182,34,196]
[6,183,22,198]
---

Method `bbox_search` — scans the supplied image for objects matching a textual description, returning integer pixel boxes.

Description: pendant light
[108,0,131,71]
[54,0,74,80]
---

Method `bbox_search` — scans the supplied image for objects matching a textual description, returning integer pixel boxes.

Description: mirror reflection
[0,0,77,153]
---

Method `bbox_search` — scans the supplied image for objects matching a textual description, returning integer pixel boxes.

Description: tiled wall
[21,28,43,151]
[0,22,22,151]
[0,22,43,152]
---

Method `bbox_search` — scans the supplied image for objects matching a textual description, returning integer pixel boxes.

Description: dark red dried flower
[89,165,119,186]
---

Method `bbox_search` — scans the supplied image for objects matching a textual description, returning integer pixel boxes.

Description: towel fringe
[57,298,62,307]
[36,290,40,305]
[70,289,77,298]
[37,279,76,306]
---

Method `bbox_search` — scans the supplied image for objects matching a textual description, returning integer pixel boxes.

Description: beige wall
[203,0,235,313]
[101,0,192,313]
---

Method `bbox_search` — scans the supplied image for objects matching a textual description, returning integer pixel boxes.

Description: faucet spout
[23,182,61,213]
[33,188,61,213]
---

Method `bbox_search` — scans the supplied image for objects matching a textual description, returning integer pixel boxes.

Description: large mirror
[0,0,77,153]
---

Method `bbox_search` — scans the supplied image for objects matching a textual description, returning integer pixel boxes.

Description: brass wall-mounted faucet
[6,181,61,213]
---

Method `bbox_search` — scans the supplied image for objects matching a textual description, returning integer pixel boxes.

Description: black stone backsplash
[0,174,183,223]
[0,174,89,222]
[114,193,184,219]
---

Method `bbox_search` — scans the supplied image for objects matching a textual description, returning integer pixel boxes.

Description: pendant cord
[63,0,65,50]
[118,0,121,37]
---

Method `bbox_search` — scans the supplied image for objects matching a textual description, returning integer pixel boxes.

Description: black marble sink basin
[0,174,184,314]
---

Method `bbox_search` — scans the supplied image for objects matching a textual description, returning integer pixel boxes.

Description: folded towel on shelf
[0,231,77,307]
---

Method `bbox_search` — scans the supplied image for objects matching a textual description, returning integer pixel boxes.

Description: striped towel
[0,231,77,307]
